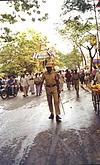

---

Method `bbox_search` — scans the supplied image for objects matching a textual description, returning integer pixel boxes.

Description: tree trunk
[87,45,97,73]
[90,57,93,73]
[78,46,87,66]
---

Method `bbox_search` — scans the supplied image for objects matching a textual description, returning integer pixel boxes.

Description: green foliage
[62,0,92,13]
[38,13,48,21]
[0,27,17,43]
[0,0,48,38]
[59,16,95,66]
[1,0,48,24]
[0,30,47,75]
[58,47,82,69]
[60,16,93,41]
[84,34,96,46]
[0,14,17,24]
[8,0,41,13]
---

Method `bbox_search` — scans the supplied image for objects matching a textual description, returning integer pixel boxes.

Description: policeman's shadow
[48,118,62,133]
[55,122,62,136]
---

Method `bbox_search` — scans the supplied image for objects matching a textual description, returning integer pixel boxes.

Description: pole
[93,0,100,58]
[59,96,65,115]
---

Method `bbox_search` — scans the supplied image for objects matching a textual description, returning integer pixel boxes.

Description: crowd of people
[0,65,99,99]
[0,64,100,122]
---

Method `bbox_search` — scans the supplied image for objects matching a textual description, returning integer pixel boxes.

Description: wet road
[0,85,100,165]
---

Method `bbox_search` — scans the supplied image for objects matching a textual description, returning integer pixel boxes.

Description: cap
[46,62,53,68]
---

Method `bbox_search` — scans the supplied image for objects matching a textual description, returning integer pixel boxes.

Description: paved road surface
[0,86,100,165]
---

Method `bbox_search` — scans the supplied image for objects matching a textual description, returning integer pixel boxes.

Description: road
[0,85,100,165]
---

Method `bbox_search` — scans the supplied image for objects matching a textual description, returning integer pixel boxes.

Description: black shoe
[56,115,61,119]
[57,116,61,119]
[23,95,26,97]
[56,115,61,122]
[49,114,54,119]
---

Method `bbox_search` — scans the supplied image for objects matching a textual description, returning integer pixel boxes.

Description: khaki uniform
[42,70,60,115]
[73,73,79,98]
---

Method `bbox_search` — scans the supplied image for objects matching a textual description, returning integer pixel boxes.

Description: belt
[46,84,56,87]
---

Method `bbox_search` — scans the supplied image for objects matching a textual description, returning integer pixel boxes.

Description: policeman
[42,62,61,122]
[73,69,80,98]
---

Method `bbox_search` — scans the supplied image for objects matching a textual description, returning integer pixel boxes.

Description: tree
[59,16,95,66]
[0,27,18,43]
[58,47,82,69]
[0,0,48,24]
[59,0,100,72]
[0,30,48,75]
[0,0,48,43]
[82,34,97,72]
[62,0,92,14]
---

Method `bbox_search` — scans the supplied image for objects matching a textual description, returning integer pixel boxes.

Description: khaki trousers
[46,86,60,115]
[74,81,79,97]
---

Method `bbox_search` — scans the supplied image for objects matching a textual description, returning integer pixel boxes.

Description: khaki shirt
[42,70,59,86]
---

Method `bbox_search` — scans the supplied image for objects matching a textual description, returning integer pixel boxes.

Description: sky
[0,0,99,54]
[0,0,73,54]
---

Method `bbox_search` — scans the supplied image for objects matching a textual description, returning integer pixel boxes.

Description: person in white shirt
[58,70,64,91]
[28,72,35,95]
[34,73,41,96]
[20,74,29,97]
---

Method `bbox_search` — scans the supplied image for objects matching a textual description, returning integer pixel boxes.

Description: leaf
[37,10,40,14]
[32,18,35,22]
[62,0,93,13]
[20,18,26,21]
[0,14,17,24]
